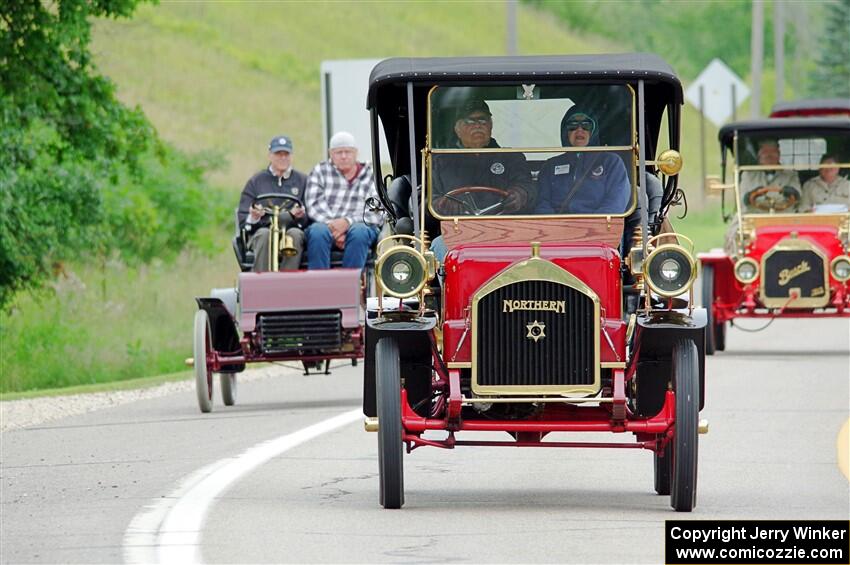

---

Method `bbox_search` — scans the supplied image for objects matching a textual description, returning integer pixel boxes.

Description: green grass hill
[2,1,728,394]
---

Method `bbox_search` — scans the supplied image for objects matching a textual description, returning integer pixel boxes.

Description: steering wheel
[434,186,511,216]
[252,192,304,212]
[746,185,800,212]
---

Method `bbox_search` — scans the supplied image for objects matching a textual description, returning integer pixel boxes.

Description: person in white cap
[304,132,383,269]
[237,135,308,271]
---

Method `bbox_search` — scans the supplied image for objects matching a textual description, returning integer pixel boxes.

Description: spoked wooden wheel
[376,337,404,509]
[193,310,214,413]
[220,373,237,406]
[671,338,699,511]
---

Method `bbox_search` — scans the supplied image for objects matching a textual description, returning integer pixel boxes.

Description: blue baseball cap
[268,135,293,153]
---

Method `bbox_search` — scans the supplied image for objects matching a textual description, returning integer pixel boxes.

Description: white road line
[123,409,362,565]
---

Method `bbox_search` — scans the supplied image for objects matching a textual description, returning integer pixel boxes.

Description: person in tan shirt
[800,155,850,212]
[739,140,801,213]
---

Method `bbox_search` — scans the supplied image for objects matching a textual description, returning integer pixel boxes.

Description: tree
[0,0,209,308]
[808,0,850,97]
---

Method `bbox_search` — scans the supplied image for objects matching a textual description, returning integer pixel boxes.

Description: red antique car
[770,98,850,118]
[700,118,850,354]
[363,54,708,511]
[191,193,373,412]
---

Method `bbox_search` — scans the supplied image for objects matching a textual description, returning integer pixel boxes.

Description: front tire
[671,338,699,511]
[702,265,716,355]
[653,440,671,495]
[376,337,404,509]
[193,310,214,413]
[714,316,726,352]
[220,373,237,406]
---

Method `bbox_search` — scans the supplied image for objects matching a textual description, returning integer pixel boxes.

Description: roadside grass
[90,1,616,190]
[673,200,728,253]
[0,245,236,394]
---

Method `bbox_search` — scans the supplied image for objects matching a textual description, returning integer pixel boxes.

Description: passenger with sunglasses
[535,107,631,215]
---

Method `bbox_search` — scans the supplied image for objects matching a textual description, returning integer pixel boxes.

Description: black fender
[195,298,245,373]
[363,313,437,417]
[630,308,706,418]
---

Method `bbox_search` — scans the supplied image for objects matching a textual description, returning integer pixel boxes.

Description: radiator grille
[475,280,596,390]
[762,248,826,303]
[258,311,341,354]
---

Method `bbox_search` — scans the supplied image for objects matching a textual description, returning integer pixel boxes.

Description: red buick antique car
[191,194,372,413]
[363,54,708,511]
[700,118,850,354]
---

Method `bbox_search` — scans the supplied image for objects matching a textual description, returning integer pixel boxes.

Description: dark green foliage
[0,0,213,307]
[525,0,769,80]
[808,0,850,97]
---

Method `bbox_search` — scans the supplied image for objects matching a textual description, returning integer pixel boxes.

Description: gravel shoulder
[0,363,302,432]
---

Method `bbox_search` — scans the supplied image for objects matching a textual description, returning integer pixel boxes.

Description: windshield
[427,84,636,218]
[735,131,850,215]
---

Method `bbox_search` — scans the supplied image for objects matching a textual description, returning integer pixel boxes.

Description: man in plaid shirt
[305,132,383,269]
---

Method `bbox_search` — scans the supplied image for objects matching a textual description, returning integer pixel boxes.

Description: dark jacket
[237,167,308,231]
[432,139,535,212]
[536,107,630,215]
[536,152,631,214]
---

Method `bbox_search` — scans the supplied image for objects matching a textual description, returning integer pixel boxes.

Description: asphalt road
[2,318,848,564]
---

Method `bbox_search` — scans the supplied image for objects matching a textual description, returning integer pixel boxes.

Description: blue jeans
[431,235,447,264]
[306,222,378,269]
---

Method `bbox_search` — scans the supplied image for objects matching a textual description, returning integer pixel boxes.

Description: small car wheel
[653,440,671,495]
[671,338,699,512]
[193,310,214,413]
[701,265,716,355]
[376,337,404,509]
[220,373,237,406]
[714,318,727,352]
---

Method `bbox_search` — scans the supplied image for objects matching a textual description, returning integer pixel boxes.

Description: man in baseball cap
[304,131,383,270]
[236,134,308,271]
[268,135,294,153]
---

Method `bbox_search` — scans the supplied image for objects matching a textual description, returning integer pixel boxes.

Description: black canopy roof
[718,117,850,150]
[367,53,682,106]
[770,98,850,117]
[367,54,683,178]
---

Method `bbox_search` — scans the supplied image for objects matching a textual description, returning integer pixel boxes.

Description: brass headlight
[734,257,759,284]
[377,245,427,298]
[643,244,696,297]
[656,149,683,176]
[831,255,850,282]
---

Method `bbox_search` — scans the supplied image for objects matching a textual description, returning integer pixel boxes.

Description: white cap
[329,131,357,150]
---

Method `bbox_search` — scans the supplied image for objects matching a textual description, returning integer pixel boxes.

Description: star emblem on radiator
[526,320,546,342]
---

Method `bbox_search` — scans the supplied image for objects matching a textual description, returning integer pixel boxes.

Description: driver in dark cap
[431,99,534,216]
[237,135,308,271]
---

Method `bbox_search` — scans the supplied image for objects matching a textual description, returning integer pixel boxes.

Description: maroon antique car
[363,55,708,511]
[700,118,850,354]
[191,193,372,413]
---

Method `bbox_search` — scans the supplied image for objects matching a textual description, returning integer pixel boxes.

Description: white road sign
[685,58,750,127]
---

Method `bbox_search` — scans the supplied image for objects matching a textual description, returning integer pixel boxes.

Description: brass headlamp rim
[830,255,850,282]
[647,232,695,254]
[733,257,760,284]
[375,244,429,299]
[642,243,697,298]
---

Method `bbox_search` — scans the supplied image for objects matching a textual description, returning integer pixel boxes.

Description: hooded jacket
[535,108,631,215]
